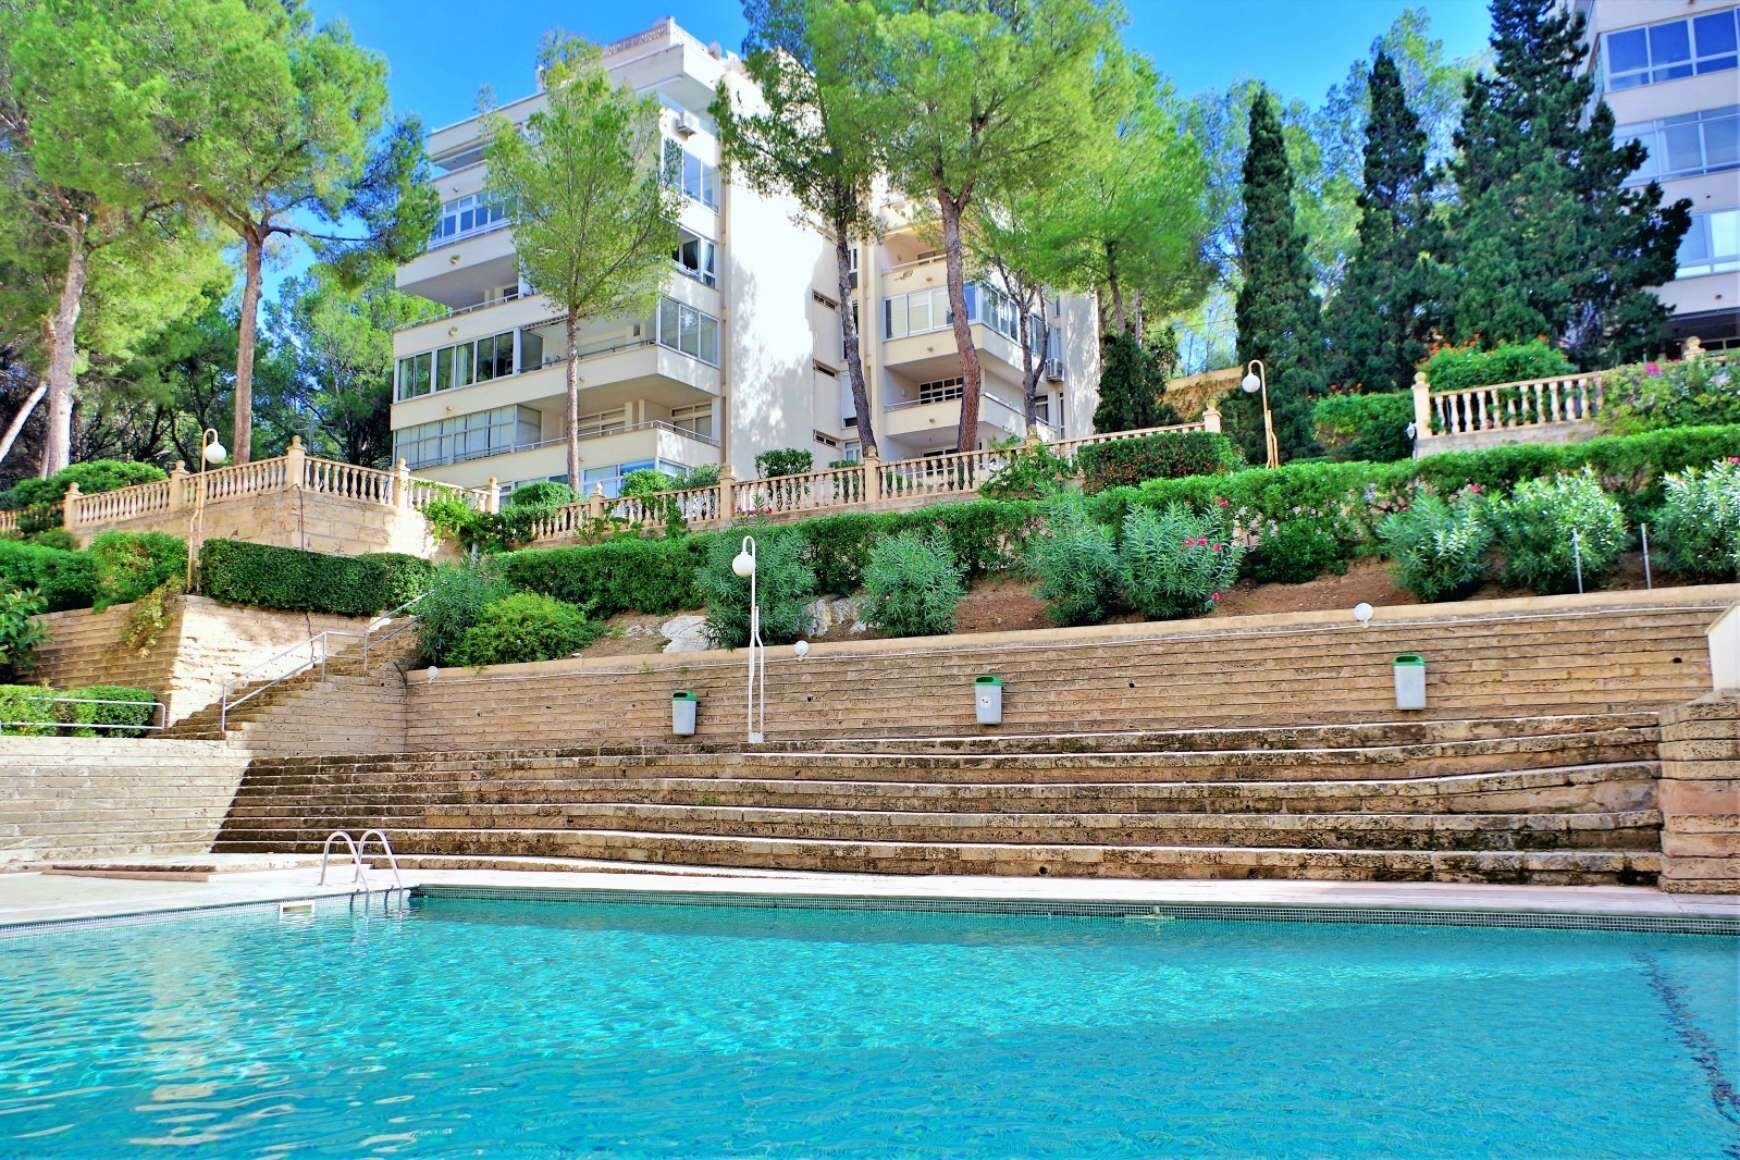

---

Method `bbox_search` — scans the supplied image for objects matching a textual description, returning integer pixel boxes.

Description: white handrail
[356,829,406,890]
[219,629,363,730]
[318,831,369,890]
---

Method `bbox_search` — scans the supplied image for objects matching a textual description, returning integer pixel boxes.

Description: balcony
[411,420,720,490]
[882,388,1033,446]
[397,222,516,300]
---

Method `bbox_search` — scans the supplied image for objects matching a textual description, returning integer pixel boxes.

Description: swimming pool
[0,893,1734,1157]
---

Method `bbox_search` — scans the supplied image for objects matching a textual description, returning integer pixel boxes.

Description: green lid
[672,690,698,701]
[975,675,1002,686]
[1394,654,1425,666]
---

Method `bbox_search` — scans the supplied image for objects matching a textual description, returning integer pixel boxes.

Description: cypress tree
[1232,90,1323,461]
[1447,0,1690,366]
[1325,51,1443,394]
[1092,331,1180,433]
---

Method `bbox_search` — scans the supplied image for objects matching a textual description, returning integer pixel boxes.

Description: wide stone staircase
[213,712,1668,884]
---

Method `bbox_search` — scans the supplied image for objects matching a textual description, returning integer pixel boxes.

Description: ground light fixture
[1353,602,1374,626]
[734,536,765,743]
[1240,359,1281,469]
[794,640,810,660]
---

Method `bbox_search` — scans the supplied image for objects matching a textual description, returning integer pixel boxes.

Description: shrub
[505,481,575,508]
[1654,458,1740,582]
[198,540,434,616]
[24,528,77,551]
[1598,356,1740,435]
[619,470,677,500]
[1076,431,1243,493]
[979,442,1075,500]
[1423,339,1575,392]
[1488,470,1628,594]
[58,685,157,738]
[495,536,710,617]
[1244,521,1353,584]
[680,464,722,489]
[0,683,55,735]
[755,448,814,478]
[417,564,513,666]
[448,592,604,667]
[423,496,582,555]
[801,513,886,595]
[1119,503,1242,620]
[0,538,97,612]
[1313,393,1415,463]
[87,532,185,611]
[1378,490,1492,602]
[861,530,966,638]
[1029,495,1121,627]
[698,525,815,648]
[1,460,168,512]
[0,589,47,678]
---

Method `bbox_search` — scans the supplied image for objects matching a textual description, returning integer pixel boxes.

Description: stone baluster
[167,463,189,511]
[862,447,882,504]
[1203,406,1223,434]
[284,435,306,491]
[394,459,412,509]
[589,483,607,520]
[718,465,736,520]
[61,481,81,531]
[1410,373,1431,441]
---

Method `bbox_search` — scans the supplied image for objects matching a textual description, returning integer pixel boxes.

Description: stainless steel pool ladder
[318,829,405,893]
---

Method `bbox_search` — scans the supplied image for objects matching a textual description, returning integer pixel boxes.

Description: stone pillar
[588,483,607,520]
[1684,335,1704,361]
[61,481,81,531]
[485,476,501,515]
[394,459,412,509]
[167,463,189,511]
[1202,407,1222,434]
[717,465,736,521]
[1659,692,1740,894]
[1411,371,1432,440]
[283,434,306,490]
[862,447,882,504]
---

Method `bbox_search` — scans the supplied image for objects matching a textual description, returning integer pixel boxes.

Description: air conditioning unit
[675,110,698,138]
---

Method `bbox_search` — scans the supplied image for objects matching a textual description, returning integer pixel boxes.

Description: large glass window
[917,377,965,404]
[1678,209,1740,278]
[431,194,509,245]
[673,230,717,286]
[671,403,714,440]
[581,458,686,499]
[653,297,721,365]
[1618,106,1740,184]
[1604,10,1740,90]
[396,352,432,399]
[883,286,952,339]
[397,331,516,400]
[662,140,718,209]
[393,405,541,469]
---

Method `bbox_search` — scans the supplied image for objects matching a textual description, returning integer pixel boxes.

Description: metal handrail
[361,594,428,669]
[356,830,405,890]
[220,629,364,731]
[318,831,369,890]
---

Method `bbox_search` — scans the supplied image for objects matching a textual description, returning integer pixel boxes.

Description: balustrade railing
[1427,372,1603,437]
[302,457,396,504]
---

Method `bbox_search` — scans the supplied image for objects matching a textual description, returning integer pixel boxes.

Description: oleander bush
[57,684,157,737]
[198,540,434,616]
[87,532,185,611]
[0,683,55,735]
[1029,495,1120,627]
[697,524,814,648]
[979,442,1075,500]
[1244,520,1354,584]
[1118,503,1242,620]
[417,564,513,666]
[1378,489,1493,602]
[0,589,47,679]
[1597,356,1740,435]
[1488,469,1628,594]
[447,592,604,667]
[861,530,966,638]
[1653,458,1740,582]
[1423,339,1574,392]
[0,538,97,612]
[1075,431,1243,494]
[1313,392,1415,463]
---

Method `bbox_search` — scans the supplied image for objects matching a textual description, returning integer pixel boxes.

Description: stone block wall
[1659,691,1740,894]
[72,488,446,560]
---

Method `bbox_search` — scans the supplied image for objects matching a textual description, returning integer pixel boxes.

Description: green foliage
[618,471,674,500]
[198,540,433,616]
[1076,432,1243,493]
[1423,339,1575,392]
[1029,495,1121,627]
[1093,332,1181,433]
[0,684,55,735]
[505,481,576,509]
[1245,520,1352,584]
[1378,489,1492,601]
[1119,503,1242,620]
[1654,459,1740,582]
[1,460,168,511]
[121,582,176,654]
[861,530,966,638]
[755,449,814,479]
[24,528,77,551]
[423,496,580,556]
[1488,470,1628,594]
[681,464,722,489]
[416,565,512,667]
[799,513,886,595]
[698,526,815,648]
[58,685,156,738]
[979,443,1076,501]
[86,532,185,611]
[494,537,710,618]
[447,593,604,668]
[1598,357,1740,436]
[0,589,47,679]
[0,538,97,612]
[1313,392,1415,463]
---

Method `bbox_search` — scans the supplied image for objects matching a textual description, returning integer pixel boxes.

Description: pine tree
[1232,90,1323,461]
[1325,51,1443,394]
[1448,0,1689,366]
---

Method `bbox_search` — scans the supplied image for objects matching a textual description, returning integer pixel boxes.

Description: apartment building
[390,18,1100,497]
[1571,0,1740,351]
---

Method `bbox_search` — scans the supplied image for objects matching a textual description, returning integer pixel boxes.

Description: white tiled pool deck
[2,858,1735,930]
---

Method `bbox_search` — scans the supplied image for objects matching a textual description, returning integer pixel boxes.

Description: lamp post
[184,428,228,590]
[732,535,764,743]
[1241,359,1280,469]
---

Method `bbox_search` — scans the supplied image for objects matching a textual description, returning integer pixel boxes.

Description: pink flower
[1465,483,1482,494]
[1728,457,1740,465]
[1210,592,1222,602]
[1212,543,1223,553]
[1215,497,1229,508]
[1646,362,1663,377]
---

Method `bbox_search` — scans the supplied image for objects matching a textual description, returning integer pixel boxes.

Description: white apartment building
[391,18,1101,497]
[1571,0,1740,351]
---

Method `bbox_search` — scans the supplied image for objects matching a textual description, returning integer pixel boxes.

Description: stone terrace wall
[0,737,250,865]
[33,595,372,725]
[1658,691,1740,894]
[75,488,445,559]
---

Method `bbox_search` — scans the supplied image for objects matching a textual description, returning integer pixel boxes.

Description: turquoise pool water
[0,896,1734,1157]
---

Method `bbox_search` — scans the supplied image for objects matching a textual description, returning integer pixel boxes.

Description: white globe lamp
[203,439,227,465]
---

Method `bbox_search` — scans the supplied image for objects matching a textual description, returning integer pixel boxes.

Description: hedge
[0,684,56,735]
[87,531,185,611]
[493,535,715,618]
[1074,432,1244,493]
[198,539,435,616]
[1313,393,1414,463]
[1,460,168,512]
[0,538,99,611]
[58,685,157,737]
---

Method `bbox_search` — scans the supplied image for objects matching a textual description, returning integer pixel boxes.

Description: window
[1604,10,1739,90]
[671,403,714,440]
[654,296,721,365]
[578,408,628,438]
[396,352,432,399]
[674,230,717,286]
[841,440,861,463]
[431,194,508,245]
[1678,209,1740,277]
[399,331,518,400]
[581,458,685,499]
[814,430,841,451]
[883,286,951,339]
[1618,106,1740,184]
[918,377,965,404]
[662,140,719,209]
[393,405,541,469]
[1032,395,1052,425]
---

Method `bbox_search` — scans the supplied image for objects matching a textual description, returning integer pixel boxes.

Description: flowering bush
[1119,503,1242,620]
[1075,432,1243,493]
[1029,495,1121,626]
[1597,355,1740,435]
[1487,469,1627,594]
[1378,489,1492,602]
[1654,458,1740,582]
[861,530,966,638]
[1244,520,1353,584]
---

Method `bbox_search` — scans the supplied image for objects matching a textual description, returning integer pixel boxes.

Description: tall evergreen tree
[1093,331,1180,434]
[1325,51,1443,393]
[1232,90,1322,462]
[1448,0,1689,366]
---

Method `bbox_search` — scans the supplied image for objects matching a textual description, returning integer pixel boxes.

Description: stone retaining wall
[1659,691,1740,893]
[78,488,444,559]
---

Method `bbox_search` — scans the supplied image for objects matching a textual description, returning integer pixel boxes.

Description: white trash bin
[1393,654,1426,711]
[672,691,698,736]
[974,675,1003,726]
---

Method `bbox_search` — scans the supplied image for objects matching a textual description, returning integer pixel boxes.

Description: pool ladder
[318,829,405,895]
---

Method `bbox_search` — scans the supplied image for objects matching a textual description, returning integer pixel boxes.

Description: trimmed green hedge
[1075,432,1244,493]
[58,685,157,737]
[0,538,98,611]
[1,460,168,513]
[1313,393,1415,463]
[493,535,714,618]
[198,540,434,616]
[0,684,56,735]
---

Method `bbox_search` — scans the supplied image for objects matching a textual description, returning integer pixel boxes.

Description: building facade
[390,19,1101,496]
[1570,0,1740,351]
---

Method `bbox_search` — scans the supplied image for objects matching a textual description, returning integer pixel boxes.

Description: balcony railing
[404,419,720,472]
[393,290,524,334]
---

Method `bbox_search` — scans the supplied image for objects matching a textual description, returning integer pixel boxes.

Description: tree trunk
[1015,293,1038,437]
[231,225,265,464]
[1130,287,1144,340]
[937,191,980,453]
[1105,240,1127,338]
[1022,289,1049,437]
[38,219,89,477]
[0,381,47,468]
[834,226,876,459]
[564,311,582,493]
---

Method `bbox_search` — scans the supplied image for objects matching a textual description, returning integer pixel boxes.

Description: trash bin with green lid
[974,675,1003,725]
[672,690,698,736]
[1393,654,1426,710]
